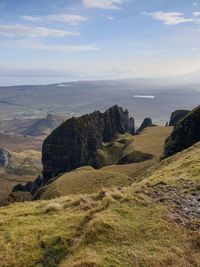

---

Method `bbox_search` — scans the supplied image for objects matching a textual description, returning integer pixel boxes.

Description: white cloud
[2,39,99,53]
[83,0,127,10]
[193,12,200,16]
[142,12,193,25]
[21,14,88,26]
[107,16,114,20]
[0,24,80,37]
[26,43,99,53]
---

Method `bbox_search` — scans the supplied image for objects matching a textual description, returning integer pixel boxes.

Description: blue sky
[1,0,200,83]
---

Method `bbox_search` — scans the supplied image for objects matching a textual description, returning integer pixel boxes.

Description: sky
[1,0,200,84]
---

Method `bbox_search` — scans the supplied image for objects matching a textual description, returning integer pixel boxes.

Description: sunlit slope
[36,168,130,200]
[0,135,199,267]
[102,126,173,178]
[37,126,172,200]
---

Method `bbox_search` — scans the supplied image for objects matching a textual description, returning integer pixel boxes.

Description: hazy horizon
[1,0,200,85]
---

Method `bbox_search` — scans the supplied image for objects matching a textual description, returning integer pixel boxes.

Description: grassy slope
[38,126,172,200]
[0,140,199,267]
[102,126,172,178]
[36,168,130,200]
[0,150,42,205]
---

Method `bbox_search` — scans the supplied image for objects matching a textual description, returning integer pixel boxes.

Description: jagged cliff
[42,105,135,181]
[163,105,200,158]
[168,109,190,126]
[136,118,153,133]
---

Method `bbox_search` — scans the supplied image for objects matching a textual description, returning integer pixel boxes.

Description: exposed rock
[163,105,200,158]
[0,148,12,167]
[6,191,32,204]
[12,175,43,195]
[136,118,153,133]
[103,106,135,141]
[42,105,135,181]
[169,110,190,126]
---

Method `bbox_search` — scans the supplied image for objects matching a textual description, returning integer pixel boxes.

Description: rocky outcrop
[169,110,190,126]
[103,106,135,141]
[0,148,12,167]
[12,175,43,195]
[136,118,153,133]
[163,105,200,158]
[42,105,135,181]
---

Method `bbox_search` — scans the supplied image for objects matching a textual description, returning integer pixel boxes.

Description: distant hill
[0,114,66,137]
[21,114,66,137]
[0,132,42,152]
[0,118,39,135]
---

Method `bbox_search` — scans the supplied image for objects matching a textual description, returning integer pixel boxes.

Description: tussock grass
[36,169,130,200]
[1,127,200,267]
[44,202,64,213]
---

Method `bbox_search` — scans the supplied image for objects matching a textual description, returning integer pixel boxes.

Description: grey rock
[0,148,12,167]
[136,118,153,134]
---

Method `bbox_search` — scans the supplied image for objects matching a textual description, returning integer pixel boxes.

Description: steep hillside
[0,140,199,267]
[169,109,190,126]
[163,105,200,158]
[32,126,172,200]
[36,167,130,200]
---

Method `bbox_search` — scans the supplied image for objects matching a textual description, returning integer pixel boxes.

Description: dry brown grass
[0,140,200,266]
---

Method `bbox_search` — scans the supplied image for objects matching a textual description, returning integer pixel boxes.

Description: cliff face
[42,105,135,181]
[169,110,190,126]
[163,105,200,158]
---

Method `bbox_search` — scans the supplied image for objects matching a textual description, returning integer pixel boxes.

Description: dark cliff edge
[12,105,135,196]
[163,105,200,158]
[42,105,135,181]
[136,118,153,134]
[168,110,190,127]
